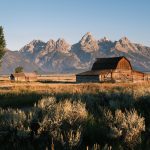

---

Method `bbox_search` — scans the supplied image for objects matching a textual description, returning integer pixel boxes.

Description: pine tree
[0,26,6,64]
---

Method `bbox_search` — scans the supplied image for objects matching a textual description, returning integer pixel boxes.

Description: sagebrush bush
[0,108,30,136]
[102,109,145,148]
[32,97,88,149]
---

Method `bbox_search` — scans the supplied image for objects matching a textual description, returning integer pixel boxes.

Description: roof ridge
[96,56,124,60]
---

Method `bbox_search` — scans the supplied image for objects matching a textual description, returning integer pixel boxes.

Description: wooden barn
[10,72,37,82]
[76,56,148,83]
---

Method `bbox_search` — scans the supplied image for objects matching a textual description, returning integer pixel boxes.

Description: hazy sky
[0,0,150,50]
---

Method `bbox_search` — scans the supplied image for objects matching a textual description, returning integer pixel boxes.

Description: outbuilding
[76,56,147,83]
[10,72,37,82]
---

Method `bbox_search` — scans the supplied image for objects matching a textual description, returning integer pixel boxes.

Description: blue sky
[0,0,150,50]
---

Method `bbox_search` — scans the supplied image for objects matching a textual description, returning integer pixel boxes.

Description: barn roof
[91,56,131,70]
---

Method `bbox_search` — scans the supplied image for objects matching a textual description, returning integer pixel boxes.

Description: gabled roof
[91,56,131,70]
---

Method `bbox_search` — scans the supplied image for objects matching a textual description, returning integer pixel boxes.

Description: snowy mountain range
[1,32,150,74]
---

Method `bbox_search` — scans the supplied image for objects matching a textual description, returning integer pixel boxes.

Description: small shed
[76,56,147,83]
[10,72,37,82]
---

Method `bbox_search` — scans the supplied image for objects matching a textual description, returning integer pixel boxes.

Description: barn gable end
[116,57,132,70]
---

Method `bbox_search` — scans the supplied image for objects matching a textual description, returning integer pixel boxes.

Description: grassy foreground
[0,81,150,149]
[0,81,149,108]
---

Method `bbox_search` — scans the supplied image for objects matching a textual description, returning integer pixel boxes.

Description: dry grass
[38,74,76,82]
[0,75,150,149]
[0,75,150,95]
[0,74,150,109]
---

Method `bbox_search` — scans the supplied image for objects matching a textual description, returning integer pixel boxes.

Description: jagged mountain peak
[114,37,138,53]
[20,39,46,53]
[57,38,66,42]
[80,32,95,43]
[44,39,56,53]
[55,38,71,52]
[43,38,71,53]
[46,39,56,48]
[99,36,110,43]
[79,32,99,52]
[86,32,92,35]
[47,39,55,43]
[119,36,131,44]
[84,32,93,37]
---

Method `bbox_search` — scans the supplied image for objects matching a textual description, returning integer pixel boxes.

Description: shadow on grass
[0,86,149,117]
[0,90,134,110]
[38,80,76,84]
[0,92,50,108]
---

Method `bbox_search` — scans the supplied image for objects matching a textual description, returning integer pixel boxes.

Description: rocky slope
[20,38,83,73]
[1,33,150,74]
[1,50,43,74]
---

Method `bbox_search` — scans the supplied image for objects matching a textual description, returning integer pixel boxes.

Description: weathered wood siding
[99,72,112,82]
[14,74,37,82]
[76,75,100,83]
[14,76,26,82]
[116,58,132,70]
[144,74,150,80]
[112,70,133,82]
[98,70,133,82]
[133,71,144,81]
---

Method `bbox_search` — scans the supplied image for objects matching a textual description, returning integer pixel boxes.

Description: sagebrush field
[0,75,150,150]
